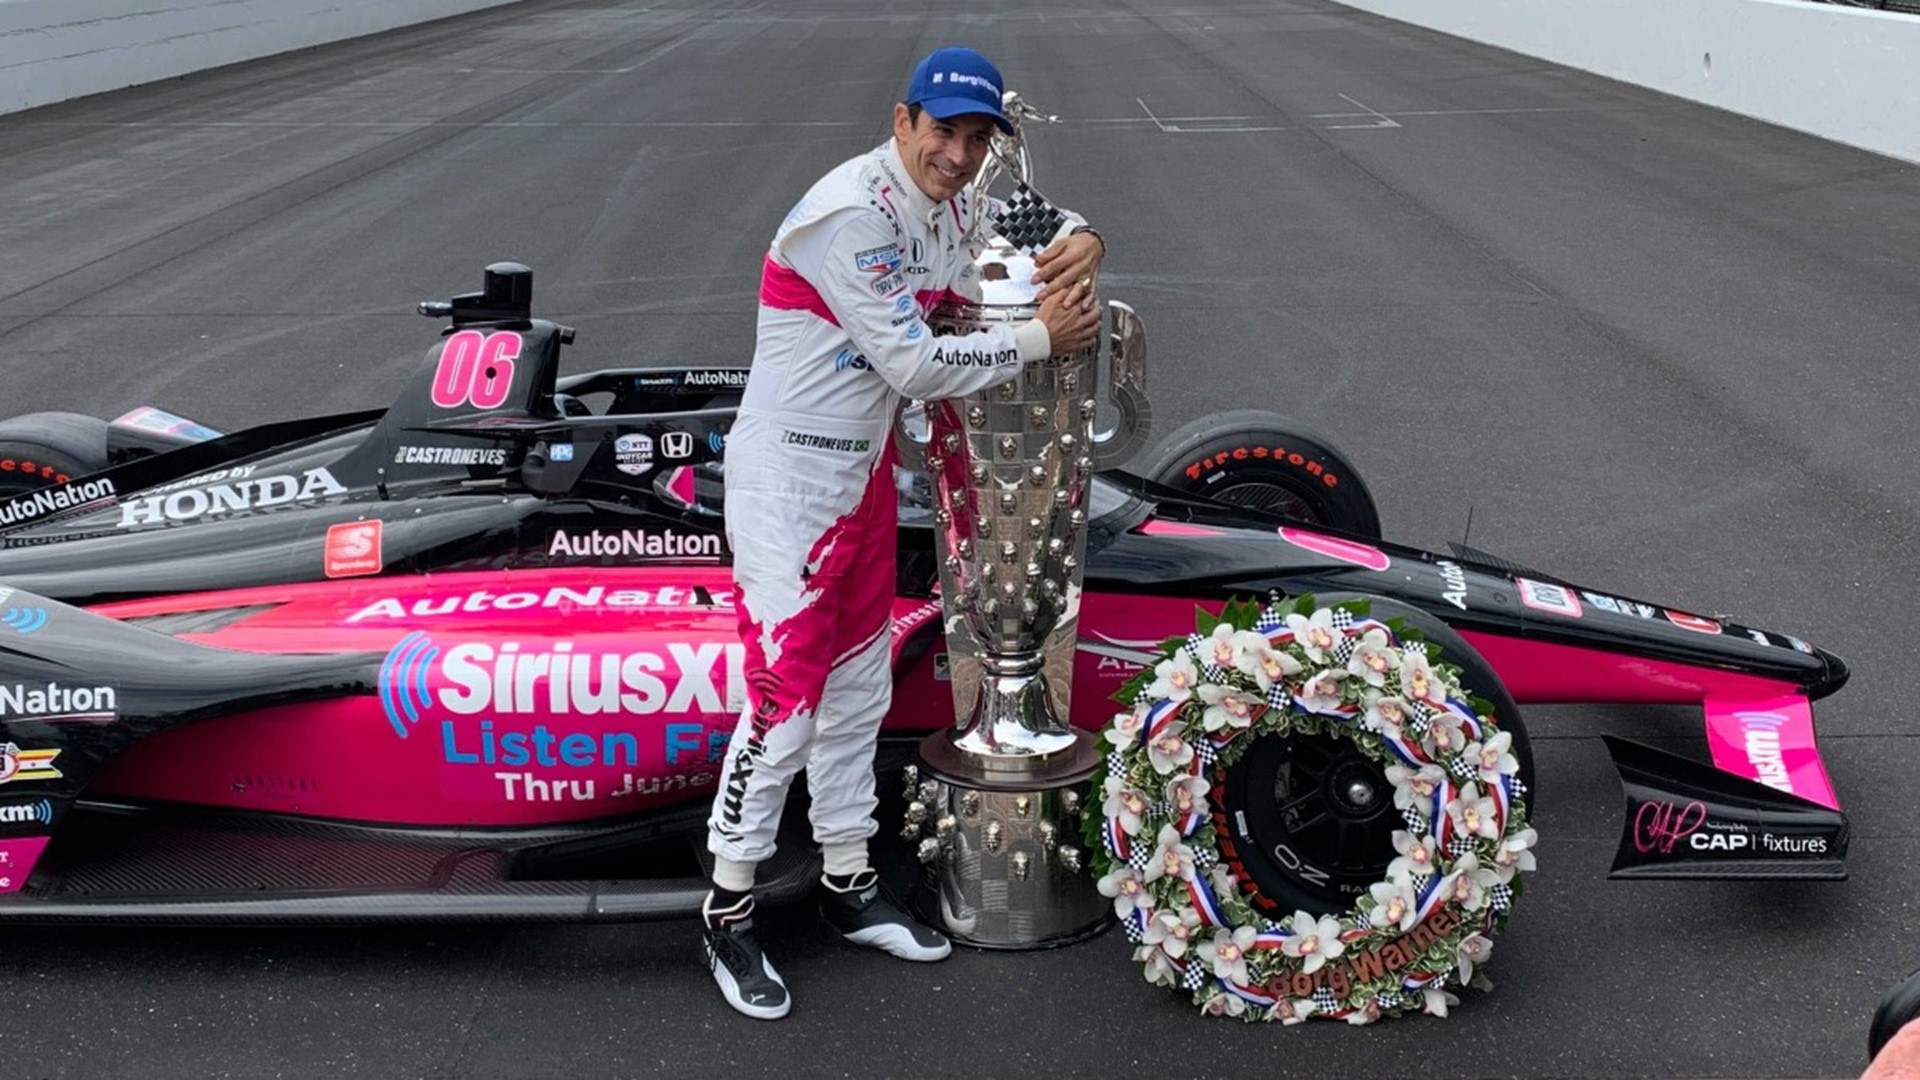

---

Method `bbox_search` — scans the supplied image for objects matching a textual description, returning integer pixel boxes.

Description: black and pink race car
[0,263,1849,923]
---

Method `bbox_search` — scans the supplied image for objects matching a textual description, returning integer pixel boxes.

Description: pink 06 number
[430,330,521,409]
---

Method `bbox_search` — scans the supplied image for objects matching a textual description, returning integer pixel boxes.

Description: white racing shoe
[701,894,791,1020]
[821,870,952,962]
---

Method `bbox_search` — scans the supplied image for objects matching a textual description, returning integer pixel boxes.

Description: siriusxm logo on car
[379,632,746,766]
[833,349,871,372]
[119,467,347,527]
[706,431,726,454]
[1737,711,1795,795]
[0,799,53,826]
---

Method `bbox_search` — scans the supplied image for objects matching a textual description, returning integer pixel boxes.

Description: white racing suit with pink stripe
[707,139,1085,869]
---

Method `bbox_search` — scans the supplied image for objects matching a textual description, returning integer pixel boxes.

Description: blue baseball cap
[903,47,1012,134]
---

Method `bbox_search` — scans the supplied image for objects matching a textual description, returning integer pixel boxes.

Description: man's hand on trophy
[1036,280,1102,354]
[1030,230,1106,301]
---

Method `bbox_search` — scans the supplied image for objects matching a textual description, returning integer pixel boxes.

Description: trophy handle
[1092,300,1152,469]
[894,398,930,472]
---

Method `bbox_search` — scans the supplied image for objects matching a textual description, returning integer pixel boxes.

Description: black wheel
[0,412,110,495]
[1216,593,1534,917]
[1143,409,1382,537]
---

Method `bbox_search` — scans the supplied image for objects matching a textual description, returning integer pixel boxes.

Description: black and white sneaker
[701,894,790,1021]
[821,871,952,962]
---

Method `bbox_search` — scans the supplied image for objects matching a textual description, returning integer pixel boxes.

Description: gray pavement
[2,0,1918,1076]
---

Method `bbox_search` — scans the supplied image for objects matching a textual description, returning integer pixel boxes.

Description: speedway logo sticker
[547,528,723,560]
[325,521,383,579]
[119,467,347,527]
[379,633,746,764]
[346,582,734,623]
[0,743,60,785]
[0,478,117,528]
[1515,578,1581,618]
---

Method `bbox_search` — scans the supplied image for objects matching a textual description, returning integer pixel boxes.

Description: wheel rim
[1235,731,1398,911]
[1207,479,1320,524]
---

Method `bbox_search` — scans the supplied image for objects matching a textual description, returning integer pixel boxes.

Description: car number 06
[431,330,520,409]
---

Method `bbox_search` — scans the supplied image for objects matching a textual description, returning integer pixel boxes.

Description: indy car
[0,263,1850,924]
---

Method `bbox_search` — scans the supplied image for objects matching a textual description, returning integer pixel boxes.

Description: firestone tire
[1143,409,1382,538]
[0,412,110,496]
[1215,593,1534,918]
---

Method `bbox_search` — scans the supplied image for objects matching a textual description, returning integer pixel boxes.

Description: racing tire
[1870,966,1920,1063]
[1142,409,1382,538]
[0,412,110,495]
[1216,592,1534,918]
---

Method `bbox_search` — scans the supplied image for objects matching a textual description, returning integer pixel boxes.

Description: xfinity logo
[119,467,346,527]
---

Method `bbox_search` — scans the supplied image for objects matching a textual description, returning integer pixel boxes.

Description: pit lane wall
[1327,0,1920,165]
[0,0,523,117]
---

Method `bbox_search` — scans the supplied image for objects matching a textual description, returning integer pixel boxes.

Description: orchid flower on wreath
[1083,593,1535,1024]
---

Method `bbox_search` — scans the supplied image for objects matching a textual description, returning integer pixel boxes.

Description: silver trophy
[899,93,1151,948]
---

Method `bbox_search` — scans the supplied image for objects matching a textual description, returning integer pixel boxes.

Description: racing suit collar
[880,139,959,231]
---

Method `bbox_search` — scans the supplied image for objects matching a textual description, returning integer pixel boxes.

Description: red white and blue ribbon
[1186,872,1228,927]
[1104,816,1131,862]
[1429,778,1457,849]
[1487,772,1514,835]
[1220,978,1277,1007]
[1412,869,1451,926]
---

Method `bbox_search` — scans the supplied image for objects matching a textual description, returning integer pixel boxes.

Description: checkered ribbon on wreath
[1193,739,1219,768]
[990,183,1069,255]
[1403,639,1429,657]
[1186,633,1228,683]
[1127,845,1154,872]
[1401,808,1430,835]
[1193,845,1217,871]
[1490,882,1514,912]
[1375,991,1406,1010]
[1329,634,1357,667]
[1447,835,1476,858]
[1122,914,1145,944]
[1182,964,1207,991]
[1311,987,1339,1011]
[1448,755,1478,780]
[1254,610,1287,635]
[1330,608,1356,633]
[1108,749,1127,776]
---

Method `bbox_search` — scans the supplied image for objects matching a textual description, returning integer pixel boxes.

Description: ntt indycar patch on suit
[119,467,346,527]
[547,528,723,560]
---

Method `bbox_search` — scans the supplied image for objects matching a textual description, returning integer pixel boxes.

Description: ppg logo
[0,799,53,826]
[706,431,727,454]
[379,631,441,738]
[1,607,46,635]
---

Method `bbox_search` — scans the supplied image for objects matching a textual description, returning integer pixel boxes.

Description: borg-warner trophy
[898,94,1152,948]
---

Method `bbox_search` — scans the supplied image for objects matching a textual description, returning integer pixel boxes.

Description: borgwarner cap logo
[614,434,654,477]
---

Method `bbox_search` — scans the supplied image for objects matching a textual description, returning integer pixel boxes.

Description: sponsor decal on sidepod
[118,467,346,527]
[345,583,735,623]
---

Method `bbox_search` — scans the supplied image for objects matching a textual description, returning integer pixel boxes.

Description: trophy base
[907,730,1109,950]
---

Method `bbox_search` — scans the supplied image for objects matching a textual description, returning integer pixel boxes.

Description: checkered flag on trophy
[991,182,1069,254]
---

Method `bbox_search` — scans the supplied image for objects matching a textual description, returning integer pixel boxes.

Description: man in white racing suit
[700,45,1106,1020]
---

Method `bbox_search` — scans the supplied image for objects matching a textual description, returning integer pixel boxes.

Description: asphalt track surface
[2,1,1918,1076]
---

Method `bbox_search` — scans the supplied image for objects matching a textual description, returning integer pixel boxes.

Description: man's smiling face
[892,105,996,202]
